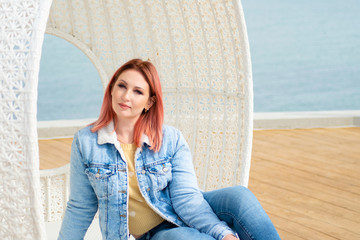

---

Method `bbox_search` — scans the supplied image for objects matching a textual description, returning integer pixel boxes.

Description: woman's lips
[119,103,130,109]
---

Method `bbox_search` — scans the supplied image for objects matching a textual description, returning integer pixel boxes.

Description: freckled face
[111,69,153,123]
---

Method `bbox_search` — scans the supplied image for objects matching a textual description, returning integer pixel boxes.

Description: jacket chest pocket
[147,161,172,191]
[85,166,116,199]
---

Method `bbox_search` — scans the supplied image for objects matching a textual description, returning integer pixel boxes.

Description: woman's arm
[58,133,98,239]
[168,129,236,240]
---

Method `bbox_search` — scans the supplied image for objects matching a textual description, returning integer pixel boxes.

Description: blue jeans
[137,186,281,240]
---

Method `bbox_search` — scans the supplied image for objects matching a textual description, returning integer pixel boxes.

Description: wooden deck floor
[39,127,360,239]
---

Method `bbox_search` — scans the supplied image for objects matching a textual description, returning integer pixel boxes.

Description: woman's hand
[223,234,239,240]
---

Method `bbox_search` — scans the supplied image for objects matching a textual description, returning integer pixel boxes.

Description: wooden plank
[252,159,360,215]
[253,149,360,194]
[250,127,360,240]
[264,204,340,240]
[250,179,360,240]
[39,138,72,169]
[252,129,360,188]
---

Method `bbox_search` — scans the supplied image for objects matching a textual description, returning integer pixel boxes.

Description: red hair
[91,59,164,152]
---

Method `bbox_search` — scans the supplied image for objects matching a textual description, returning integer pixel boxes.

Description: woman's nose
[121,90,130,101]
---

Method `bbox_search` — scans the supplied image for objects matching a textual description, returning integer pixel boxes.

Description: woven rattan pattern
[46,0,253,191]
[0,0,52,239]
[1,0,252,239]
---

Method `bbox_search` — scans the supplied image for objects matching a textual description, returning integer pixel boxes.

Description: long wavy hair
[91,59,164,152]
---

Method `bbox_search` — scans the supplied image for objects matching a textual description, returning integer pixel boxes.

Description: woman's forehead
[115,69,150,91]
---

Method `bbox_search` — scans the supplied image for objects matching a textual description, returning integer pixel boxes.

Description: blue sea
[38,0,360,121]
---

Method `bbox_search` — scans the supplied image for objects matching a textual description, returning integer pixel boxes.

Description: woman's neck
[114,118,136,144]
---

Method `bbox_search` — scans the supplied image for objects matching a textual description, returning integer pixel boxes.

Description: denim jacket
[58,122,234,240]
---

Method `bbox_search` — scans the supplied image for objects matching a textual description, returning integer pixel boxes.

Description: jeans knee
[203,185,261,216]
[221,186,264,216]
[227,186,256,202]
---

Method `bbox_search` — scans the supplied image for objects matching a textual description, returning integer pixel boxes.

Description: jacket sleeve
[58,133,98,239]
[168,129,235,240]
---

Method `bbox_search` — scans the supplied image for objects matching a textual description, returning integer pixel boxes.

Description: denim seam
[144,158,172,168]
[217,211,254,240]
[104,196,108,238]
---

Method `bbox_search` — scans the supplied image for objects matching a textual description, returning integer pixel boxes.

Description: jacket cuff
[219,228,237,240]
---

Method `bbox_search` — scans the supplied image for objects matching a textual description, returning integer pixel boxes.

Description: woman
[58,59,281,240]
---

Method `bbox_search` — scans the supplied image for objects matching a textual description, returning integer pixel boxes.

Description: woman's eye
[118,84,126,88]
[135,90,143,95]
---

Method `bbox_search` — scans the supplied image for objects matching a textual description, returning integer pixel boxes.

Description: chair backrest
[1,0,253,239]
[40,165,70,222]
[46,0,253,191]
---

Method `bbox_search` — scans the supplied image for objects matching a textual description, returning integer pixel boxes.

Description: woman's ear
[146,96,156,109]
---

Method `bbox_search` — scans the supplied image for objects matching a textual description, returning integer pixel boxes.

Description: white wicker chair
[0,1,52,239]
[0,0,253,239]
[40,165,70,239]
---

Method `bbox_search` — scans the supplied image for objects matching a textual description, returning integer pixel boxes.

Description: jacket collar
[97,121,151,147]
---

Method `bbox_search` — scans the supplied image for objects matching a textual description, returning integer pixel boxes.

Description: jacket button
[146,188,150,192]
[141,170,146,174]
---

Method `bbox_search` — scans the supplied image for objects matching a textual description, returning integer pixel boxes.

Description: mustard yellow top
[120,143,164,236]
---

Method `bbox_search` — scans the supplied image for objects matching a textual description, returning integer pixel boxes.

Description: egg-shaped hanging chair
[0,0,253,239]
